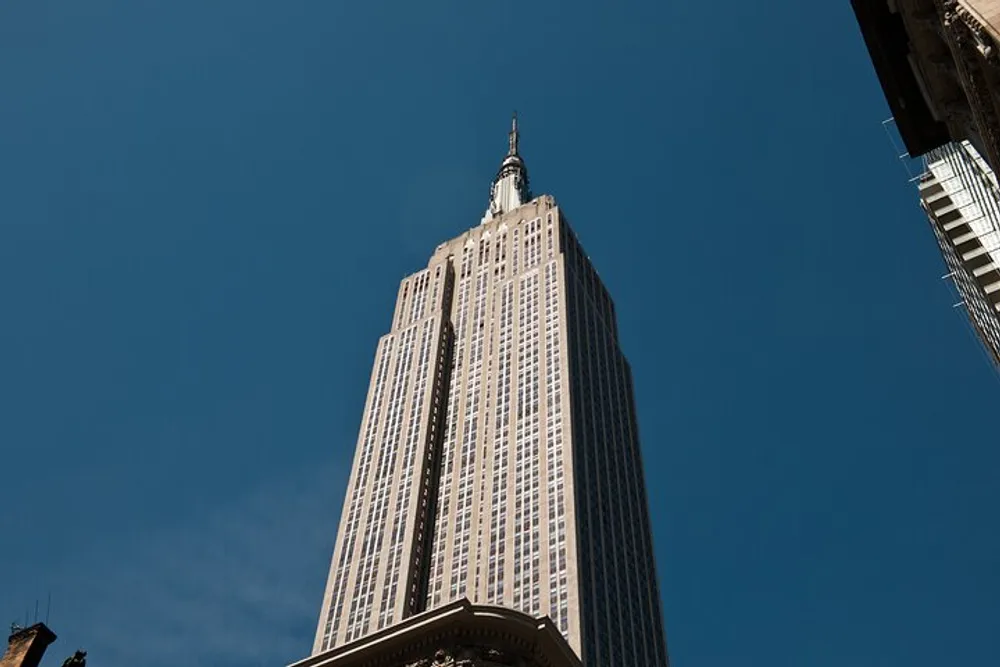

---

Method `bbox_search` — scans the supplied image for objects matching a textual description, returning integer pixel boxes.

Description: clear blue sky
[2,1,998,666]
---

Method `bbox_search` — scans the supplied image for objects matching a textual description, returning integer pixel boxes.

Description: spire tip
[508,112,520,156]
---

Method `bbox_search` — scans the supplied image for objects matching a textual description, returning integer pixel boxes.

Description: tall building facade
[310,117,669,667]
[852,0,1000,173]
[920,140,1000,368]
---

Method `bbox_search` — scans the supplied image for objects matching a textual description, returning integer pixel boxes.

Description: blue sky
[2,1,999,666]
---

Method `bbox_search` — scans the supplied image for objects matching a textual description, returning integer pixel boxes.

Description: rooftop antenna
[46,592,51,625]
[33,600,38,625]
[508,110,519,156]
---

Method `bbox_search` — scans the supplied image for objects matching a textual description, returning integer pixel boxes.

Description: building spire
[483,112,531,223]
[508,112,519,156]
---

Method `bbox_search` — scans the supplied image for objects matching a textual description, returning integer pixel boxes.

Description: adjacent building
[302,117,669,667]
[0,623,86,667]
[851,0,1000,172]
[920,140,1000,368]
[852,2,1000,370]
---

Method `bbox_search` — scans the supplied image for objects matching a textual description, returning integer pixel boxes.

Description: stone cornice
[952,1,1000,63]
[958,0,1000,44]
[938,0,1000,168]
[289,600,581,667]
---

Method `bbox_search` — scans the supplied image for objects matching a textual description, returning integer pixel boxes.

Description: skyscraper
[310,117,669,667]
[920,140,1000,369]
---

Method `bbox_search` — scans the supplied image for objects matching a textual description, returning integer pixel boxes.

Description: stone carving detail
[396,644,529,667]
[935,0,1000,170]
[433,649,455,666]
[950,1,1000,65]
[61,651,87,667]
[973,25,999,63]
[940,0,959,27]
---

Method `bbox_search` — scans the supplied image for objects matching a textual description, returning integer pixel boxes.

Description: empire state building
[307,117,669,667]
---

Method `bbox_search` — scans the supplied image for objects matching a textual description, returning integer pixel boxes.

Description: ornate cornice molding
[290,600,580,667]
[951,1,1000,63]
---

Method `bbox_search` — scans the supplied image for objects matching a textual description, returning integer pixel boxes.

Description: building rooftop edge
[290,599,581,667]
[6,623,56,645]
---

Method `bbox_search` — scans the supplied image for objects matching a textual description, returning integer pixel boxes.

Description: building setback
[304,117,669,667]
